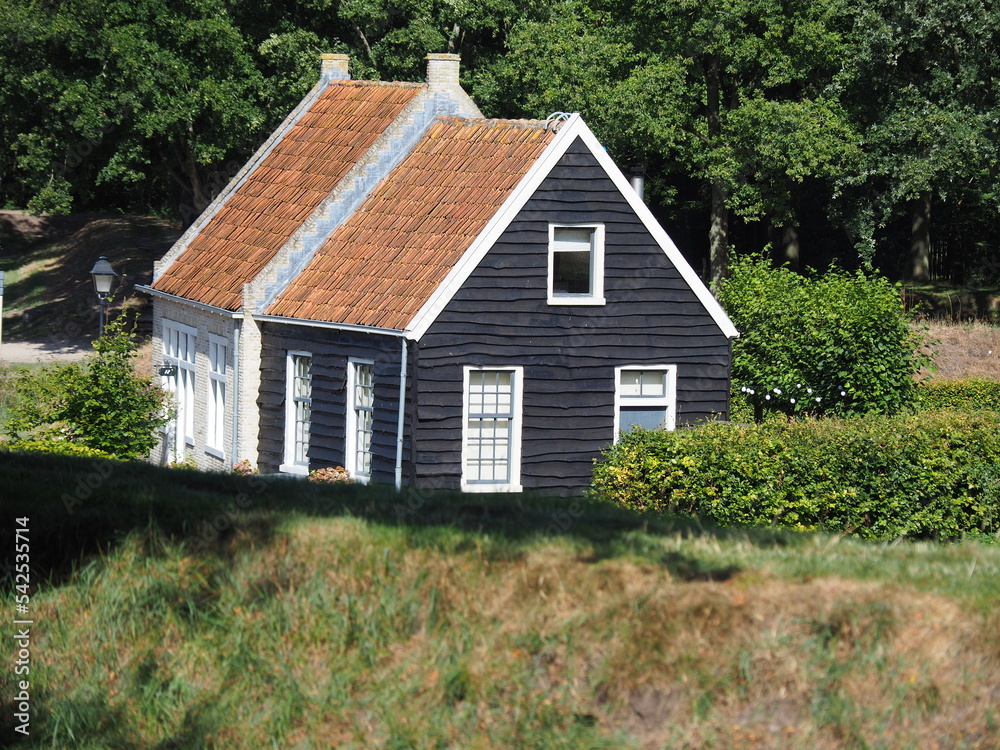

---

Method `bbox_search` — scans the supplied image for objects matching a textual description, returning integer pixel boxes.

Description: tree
[0,0,267,217]
[481,0,860,286]
[834,0,1000,279]
[6,315,168,459]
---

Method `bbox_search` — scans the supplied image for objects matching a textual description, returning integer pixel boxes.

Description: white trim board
[405,114,739,341]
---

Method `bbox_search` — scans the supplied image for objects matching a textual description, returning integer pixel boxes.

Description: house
[141,53,738,495]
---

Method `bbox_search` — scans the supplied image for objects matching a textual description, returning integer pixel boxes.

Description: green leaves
[718,255,933,418]
[592,411,1000,541]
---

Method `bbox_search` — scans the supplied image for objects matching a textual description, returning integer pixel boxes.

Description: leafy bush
[3,439,116,459]
[4,316,167,459]
[591,411,1000,541]
[717,255,933,420]
[917,378,1000,412]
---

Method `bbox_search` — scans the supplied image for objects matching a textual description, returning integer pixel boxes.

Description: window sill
[279,463,309,476]
[205,446,225,461]
[546,296,606,306]
[461,482,523,494]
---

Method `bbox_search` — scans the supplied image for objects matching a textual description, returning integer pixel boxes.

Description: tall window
[548,224,605,305]
[283,352,312,474]
[462,367,523,491]
[614,366,677,440]
[347,360,374,483]
[206,335,227,457]
[162,321,196,461]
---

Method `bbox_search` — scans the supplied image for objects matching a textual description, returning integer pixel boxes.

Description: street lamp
[90,256,118,337]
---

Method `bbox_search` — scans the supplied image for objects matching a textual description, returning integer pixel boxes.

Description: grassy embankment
[2,451,999,749]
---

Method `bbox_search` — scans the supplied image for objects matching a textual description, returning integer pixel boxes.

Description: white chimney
[321,53,350,82]
[426,53,461,90]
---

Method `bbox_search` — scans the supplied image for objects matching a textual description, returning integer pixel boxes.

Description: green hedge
[3,439,117,459]
[917,379,1000,412]
[591,410,1000,541]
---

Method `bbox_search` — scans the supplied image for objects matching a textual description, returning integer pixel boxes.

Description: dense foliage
[591,412,1000,541]
[4,317,167,459]
[917,378,1000,412]
[1,0,998,282]
[718,255,933,419]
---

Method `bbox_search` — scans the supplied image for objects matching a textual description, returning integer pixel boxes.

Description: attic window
[548,224,605,305]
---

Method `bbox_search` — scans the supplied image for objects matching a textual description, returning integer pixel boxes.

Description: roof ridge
[329,79,427,89]
[435,115,552,129]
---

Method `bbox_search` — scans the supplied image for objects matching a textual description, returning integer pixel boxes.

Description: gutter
[395,338,408,490]
[135,285,244,319]
[254,313,406,337]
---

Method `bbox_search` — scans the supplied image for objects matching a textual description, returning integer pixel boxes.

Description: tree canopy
[1,0,997,283]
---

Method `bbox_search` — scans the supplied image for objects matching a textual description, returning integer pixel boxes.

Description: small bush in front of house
[591,410,1000,541]
[717,255,933,420]
[4,315,167,460]
[309,466,352,483]
[916,378,1000,412]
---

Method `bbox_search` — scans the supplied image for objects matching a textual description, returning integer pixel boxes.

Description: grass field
[2,451,999,748]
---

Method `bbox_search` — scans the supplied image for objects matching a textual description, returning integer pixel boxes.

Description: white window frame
[461,366,524,492]
[346,358,375,484]
[547,223,606,306]
[206,334,228,459]
[281,351,313,475]
[614,365,677,441]
[161,320,197,462]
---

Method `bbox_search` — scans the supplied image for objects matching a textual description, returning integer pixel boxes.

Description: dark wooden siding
[414,137,732,495]
[257,323,409,482]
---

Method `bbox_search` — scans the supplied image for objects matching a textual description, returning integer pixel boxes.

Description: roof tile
[152,81,423,310]
[266,117,555,329]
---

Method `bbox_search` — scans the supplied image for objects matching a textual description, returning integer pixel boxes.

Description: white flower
[807,388,813,394]
[840,391,846,396]
[790,398,796,404]
[774,388,782,394]
[815,397,822,402]
[765,394,771,400]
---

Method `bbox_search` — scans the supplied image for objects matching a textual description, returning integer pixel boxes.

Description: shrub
[3,439,116,459]
[4,315,168,459]
[917,378,1000,412]
[591,410,1000,541]
[309,466,352,483]
[717,255,933,420]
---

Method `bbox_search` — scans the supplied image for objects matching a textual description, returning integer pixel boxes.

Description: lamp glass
[90,257,118,296]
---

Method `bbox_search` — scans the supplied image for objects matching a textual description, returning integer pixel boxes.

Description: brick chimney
[321,53,350,82]
[425,53,461,90]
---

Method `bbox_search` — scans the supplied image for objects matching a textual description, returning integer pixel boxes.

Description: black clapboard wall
[256,324,408,480]
[411,137,731,494]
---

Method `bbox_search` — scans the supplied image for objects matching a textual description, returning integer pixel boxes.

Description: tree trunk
[706,53,728,288]
[775,223,800,270]
[909,191,931,282]
[710,181,729,288]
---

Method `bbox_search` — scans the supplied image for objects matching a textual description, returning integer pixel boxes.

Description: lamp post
[90,256,118,337]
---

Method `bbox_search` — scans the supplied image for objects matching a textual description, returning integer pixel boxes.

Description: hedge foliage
[591,411,1000,541]
[3,439,116,459]
[717,256,932,420]
[917,378,1000,412]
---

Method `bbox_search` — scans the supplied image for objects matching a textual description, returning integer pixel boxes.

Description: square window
[548,224,605,305]
[614,366,677,440]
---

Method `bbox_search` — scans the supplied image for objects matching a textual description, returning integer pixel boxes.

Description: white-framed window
[162,320,197,462]
[282,351,312,475]
[346,359,374,484]
[461,366,523,492]
[547,223,605,305]
[614,365,677,440]
[206,334,228,458]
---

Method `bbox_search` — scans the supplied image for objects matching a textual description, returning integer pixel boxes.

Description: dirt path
[0,338,92,364]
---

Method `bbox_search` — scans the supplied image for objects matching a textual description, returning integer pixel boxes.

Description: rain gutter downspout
[231,319,241,466]
[395,337,408,490]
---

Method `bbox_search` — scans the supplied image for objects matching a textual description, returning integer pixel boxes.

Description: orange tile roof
[152,81,423,310]
[266,117,556,329]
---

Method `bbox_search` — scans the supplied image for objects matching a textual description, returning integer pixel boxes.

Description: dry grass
[6,514,999,749]
[922,321,1000,381]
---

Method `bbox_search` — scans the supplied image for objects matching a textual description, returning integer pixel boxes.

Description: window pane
[620,406,667,431]
[620,370,666,398]
[552,250,591,295]
[465,371,515,484]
